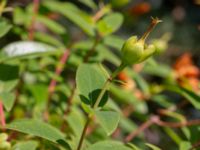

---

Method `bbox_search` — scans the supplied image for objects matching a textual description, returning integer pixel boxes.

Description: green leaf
[66,107,85,137]
[127,143,142,150]
[0,18,12,38]
[110,84,148,113]
[12,141,38,150]
[179,141,191,150]
[37,15,66,34]
[79,0,97,9]
[86,141,132,150]
[34,32,65,48]
[120,117,137,133]
[0,41,61,63]
[163,127,182,144]
[95,110,120,135]
[43,1,95,36]
[13,7,30,26]
[6,119,71,150]
[103,35,125,50]
[0,64,19,92]
[166,85,200,109]
[0,92,15,111]
[145,143,161,150]
[27,84,48,107]
[143,59,172,78]
[97,13,123,36]
[76,64,108,106]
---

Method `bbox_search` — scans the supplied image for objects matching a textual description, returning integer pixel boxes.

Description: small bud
[0,133,8,142]
[0,141,11,150]
[153,33,171,54]
[121,17,161,65]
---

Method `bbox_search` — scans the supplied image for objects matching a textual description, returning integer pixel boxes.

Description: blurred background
[5,0,200,65]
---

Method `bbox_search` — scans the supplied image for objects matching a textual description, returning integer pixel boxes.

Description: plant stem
[44,49,70,121]
[124,115,158,142]
[0,101,6,128]
[76,116,91,150]
[139,17,162,43]
[76,62,126,150]
[28,0,40,40]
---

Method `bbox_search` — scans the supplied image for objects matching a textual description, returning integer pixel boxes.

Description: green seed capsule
[121,17,161,65]
[121,36,146,64]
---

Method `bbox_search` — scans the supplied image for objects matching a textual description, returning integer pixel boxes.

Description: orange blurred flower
[129,2,151,16]
[173,53,200,92]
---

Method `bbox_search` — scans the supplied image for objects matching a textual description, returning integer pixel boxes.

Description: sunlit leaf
[7,119,71,149]
[0,92,15,111]
[43,1,95,36]
[95,110,120,135]
[97,13,123,36]
[0,18,12,38]
[0,41,61,63]
[76,63,108,106]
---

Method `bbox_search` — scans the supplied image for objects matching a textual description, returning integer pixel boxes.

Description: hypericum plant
[76,17,161,150]
[1,1,200,150]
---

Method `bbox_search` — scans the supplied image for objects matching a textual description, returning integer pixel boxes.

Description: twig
[92,4,108,23]
[76,116,91,150]
[0,101,6,128]
[44,49,70,120]
[155,118,200,128]
[60,83,76,131]
[124,115,159,142]
[190,140,200,150]
[28,0,40,40]
[124,112,200,142]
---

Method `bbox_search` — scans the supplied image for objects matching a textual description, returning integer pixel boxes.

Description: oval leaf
[97,13,123,36]
[76,64,108,106]
[6,119,71,150]
[95,110,120,135]
[0,64,19,93]
[0,41,59,62]
[0,18,12,38]
[43,1,95,36]
[0,92,15,111]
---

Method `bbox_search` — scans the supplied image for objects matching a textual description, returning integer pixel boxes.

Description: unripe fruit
[121,17,161,65]
[121,36,148,64]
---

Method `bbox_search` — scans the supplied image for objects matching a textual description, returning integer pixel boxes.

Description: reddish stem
[44,49,70,120]
[0,101,6,128]
[48,50,69,95]
[28,0,40,40]
[124,115,158,142]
